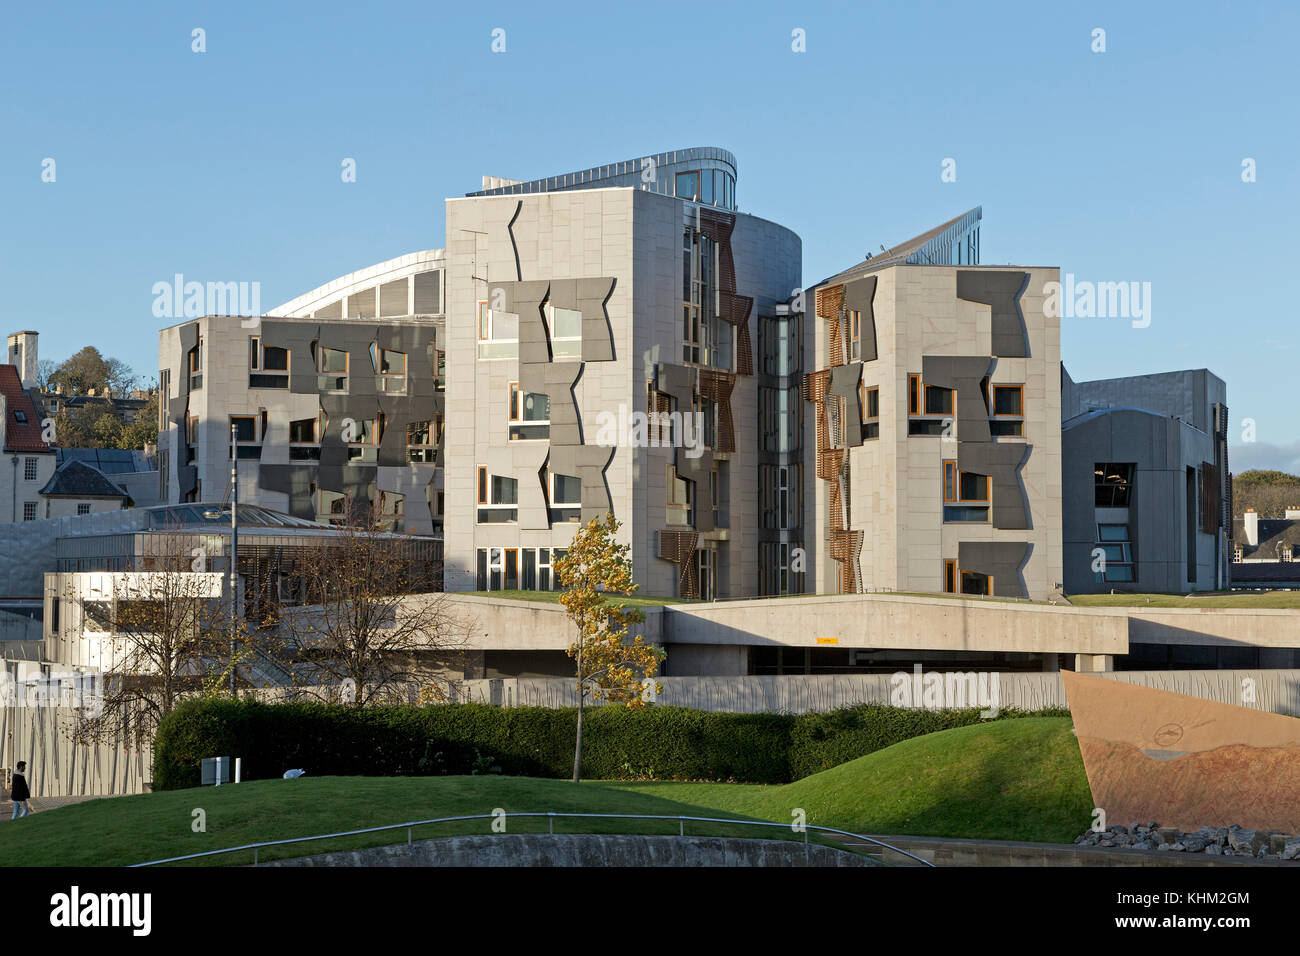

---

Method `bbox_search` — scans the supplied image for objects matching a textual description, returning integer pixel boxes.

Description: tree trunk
[572,693,584,783]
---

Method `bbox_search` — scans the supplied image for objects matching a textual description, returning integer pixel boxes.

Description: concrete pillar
[1073,654,1114,673]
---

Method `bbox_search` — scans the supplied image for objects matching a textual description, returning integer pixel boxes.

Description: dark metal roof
[1231,516,1300,560]
[39,460,130,499]
[55,448,154,474]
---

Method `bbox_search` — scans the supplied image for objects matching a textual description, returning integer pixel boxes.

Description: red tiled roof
[0,365,51,452]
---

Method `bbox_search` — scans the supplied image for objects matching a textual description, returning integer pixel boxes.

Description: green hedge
[152,698,1067,791]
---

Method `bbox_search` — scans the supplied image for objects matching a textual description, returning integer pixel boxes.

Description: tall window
[549,471,581,523]
[317,346,349,391]
[230,415,261,460]
[346,417,381,461]
[508,383,550,440]
[990,384,1024,436]
[290,415,322,460]
[860,385,880,439]
[476,466,518,523]
[371,345,407,395]
[1095,523,1135,583]
[545,305,583,360]
[188,336,203,390]
[666,465,693,526]
[675,170,700,201]
[907,373,951,436]
[477,301,519,359]
[943,466,990,522]
[682,229,720,367]
[22,501,36,521]
[407,420,438,463]
[23,458,37,481]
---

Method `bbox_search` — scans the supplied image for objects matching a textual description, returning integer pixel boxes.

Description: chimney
[1244,508,1259,547]
[6,331,39,390]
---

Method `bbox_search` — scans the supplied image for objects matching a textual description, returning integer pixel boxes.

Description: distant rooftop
[0,364,50,453]
[39,460,130,500]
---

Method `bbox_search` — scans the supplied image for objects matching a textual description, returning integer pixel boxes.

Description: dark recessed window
[1095,463,1135,508]
[924,385,953,415]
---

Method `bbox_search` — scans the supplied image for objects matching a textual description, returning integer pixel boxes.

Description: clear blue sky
[2,1,1296,470]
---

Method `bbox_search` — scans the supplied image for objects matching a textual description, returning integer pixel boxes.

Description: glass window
[993,385,1023,416]
[959,472,989,501]
[675,171,699,201]
[230,416,256,443]
[477,301,519,359]
[289,418,317,444]
[371,346,407,395]
[924,385,953,415]
[1095,463,1135,508]
[547,306,583,360]
[317,346,348,391]
[477,468,519,522]
[407,420,437,462]
[667,465,692,526]
[1098,523,1130,541]
[263,346,288,371]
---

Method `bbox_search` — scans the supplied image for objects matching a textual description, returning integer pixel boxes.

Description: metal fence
[128,811,934,867]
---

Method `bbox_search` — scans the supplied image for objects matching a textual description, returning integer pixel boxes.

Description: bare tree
[276,517,468,706]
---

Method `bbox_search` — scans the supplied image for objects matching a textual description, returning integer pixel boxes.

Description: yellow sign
[816,637,839,645]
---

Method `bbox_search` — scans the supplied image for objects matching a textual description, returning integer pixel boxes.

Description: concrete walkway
[0,794,118,820]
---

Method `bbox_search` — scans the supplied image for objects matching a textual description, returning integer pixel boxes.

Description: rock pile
[1075,822,1300,859]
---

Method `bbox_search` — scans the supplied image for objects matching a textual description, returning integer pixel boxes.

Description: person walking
[10,761,31,819]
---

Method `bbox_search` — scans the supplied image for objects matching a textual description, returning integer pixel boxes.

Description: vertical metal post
[407,826,412,845]
[234,757,241,784]
[230,424,238,696]
[804,827,809,865]
[548,813,553,835]
[253,847,258,866]
[679,818,684,837]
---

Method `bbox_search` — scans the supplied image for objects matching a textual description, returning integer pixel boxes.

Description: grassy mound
[0,717,1090,865]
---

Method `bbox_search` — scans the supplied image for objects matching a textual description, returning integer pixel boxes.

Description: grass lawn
[0,717,1090,866]
[467,590,693,607]
[1068,590,1300,609]
[610,717,1090,843]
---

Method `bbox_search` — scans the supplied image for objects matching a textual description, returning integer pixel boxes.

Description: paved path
[0,794,120,820]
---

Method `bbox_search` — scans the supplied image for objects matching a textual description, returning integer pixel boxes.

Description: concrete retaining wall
[259,833,874,867]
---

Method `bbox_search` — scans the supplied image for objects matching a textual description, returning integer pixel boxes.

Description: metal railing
[129,811,936,867]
